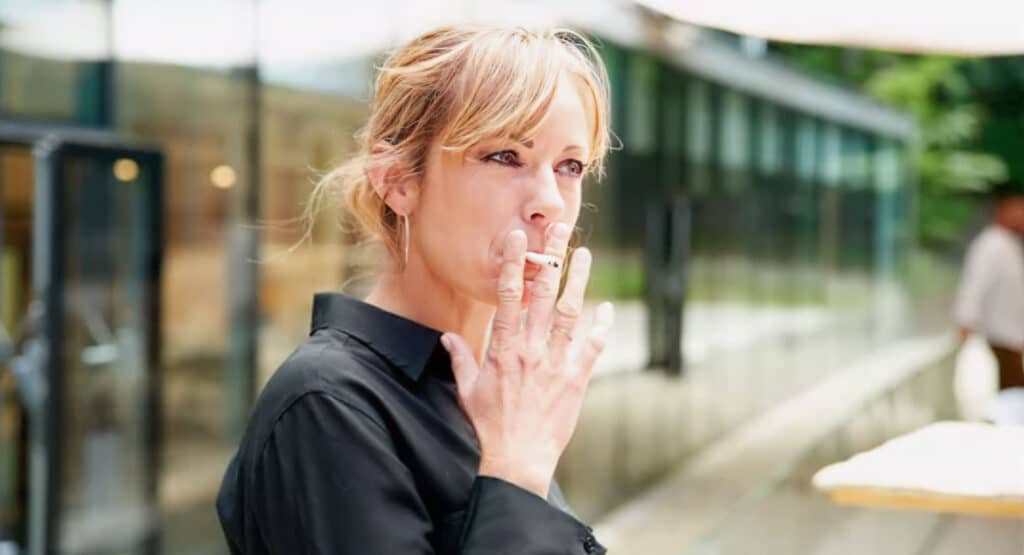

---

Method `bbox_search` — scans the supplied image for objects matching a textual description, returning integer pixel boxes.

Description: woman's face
[412,74,592,306]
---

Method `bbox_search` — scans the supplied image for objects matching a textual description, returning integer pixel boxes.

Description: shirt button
[582,534,598,553]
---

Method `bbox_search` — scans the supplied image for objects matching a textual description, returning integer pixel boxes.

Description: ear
[367,140,421,216]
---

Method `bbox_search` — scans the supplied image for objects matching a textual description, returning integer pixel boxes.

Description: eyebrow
[518,139,586,154]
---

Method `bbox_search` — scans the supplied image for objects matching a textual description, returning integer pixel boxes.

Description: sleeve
[250,393,605,555]
[954,236,993,328]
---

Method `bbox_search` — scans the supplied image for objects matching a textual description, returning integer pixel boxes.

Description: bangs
[435,28,607,168]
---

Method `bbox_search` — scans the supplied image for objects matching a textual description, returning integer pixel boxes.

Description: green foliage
[588,253,645,299]
[864,58,1007,195]
[773,45,1022,249]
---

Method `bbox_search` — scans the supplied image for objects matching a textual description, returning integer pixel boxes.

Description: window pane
[758,103,781,175]
[720,89,749,173]
[625,54,658,155]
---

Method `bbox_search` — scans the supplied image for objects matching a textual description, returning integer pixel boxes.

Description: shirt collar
[310,292,448,382]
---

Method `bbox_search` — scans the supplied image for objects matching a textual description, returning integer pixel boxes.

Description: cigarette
[525,252,561,269]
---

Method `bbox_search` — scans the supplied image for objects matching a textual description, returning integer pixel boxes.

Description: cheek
[416,200,505,287]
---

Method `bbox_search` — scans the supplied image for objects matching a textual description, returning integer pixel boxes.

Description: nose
[522,168,565,230]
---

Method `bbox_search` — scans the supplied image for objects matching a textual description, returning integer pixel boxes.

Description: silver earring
[402,214,410,269]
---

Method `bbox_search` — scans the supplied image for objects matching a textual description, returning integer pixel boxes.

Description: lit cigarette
[525,252,561,269]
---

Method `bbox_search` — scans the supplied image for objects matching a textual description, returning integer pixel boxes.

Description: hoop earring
[402,214,410,269]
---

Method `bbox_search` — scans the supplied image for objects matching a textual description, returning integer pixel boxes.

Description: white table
[813,421,1024,518]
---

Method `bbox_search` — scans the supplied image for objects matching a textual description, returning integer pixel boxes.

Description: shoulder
[970,227,1006,255]
[241,329,400,454]
[981,227,1023,256]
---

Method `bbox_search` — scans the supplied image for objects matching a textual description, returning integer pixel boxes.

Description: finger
[441,332,480,403]
[525,222,572,347]
[490,230,528,357]
[548,247,592,367]
[577,302,614,378]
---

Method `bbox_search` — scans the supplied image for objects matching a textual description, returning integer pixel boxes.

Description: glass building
[0,2,915,554]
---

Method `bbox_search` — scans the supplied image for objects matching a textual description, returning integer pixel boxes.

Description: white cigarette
[525,252,561,269]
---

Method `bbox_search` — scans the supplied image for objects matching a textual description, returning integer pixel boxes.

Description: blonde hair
[306,25,612,266]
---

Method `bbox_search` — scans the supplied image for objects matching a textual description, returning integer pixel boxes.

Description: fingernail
[574,247,592,265]
[440,334,452,350]
[505,230,527,260]
[551,223,571,240]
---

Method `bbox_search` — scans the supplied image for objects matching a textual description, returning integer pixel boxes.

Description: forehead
[498,75,593,150]
[541,75,591,139]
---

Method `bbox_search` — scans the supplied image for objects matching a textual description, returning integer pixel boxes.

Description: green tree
[772,45,1021,248]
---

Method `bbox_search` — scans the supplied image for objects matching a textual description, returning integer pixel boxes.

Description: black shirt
[216,293,606,554]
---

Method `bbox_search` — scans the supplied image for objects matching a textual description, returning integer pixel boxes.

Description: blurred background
[0,1,1021,554]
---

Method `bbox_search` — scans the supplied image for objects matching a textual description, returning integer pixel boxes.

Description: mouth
[494,232,558,281]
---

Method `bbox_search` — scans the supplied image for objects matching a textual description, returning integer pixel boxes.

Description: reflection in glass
[58,154,158,554]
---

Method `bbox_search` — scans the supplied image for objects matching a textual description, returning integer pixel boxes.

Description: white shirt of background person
[955,210,1024,350]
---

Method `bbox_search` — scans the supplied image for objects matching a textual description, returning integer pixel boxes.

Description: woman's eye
[485,150,520,166]
[557,159,585,178]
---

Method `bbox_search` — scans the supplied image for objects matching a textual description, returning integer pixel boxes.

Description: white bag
[953,335,999,421]
[987,388,1024,426]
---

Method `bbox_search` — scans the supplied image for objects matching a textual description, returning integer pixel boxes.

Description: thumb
[441,332,478,399]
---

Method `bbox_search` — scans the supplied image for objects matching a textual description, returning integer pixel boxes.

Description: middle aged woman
[217,25,616,554]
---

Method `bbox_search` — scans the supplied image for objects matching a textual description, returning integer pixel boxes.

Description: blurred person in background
[955,189,1024,391]
[216,25,615,554]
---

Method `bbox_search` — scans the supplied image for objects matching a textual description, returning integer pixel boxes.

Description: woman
[217,25,614,554]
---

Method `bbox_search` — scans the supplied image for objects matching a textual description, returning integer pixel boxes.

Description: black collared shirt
[216,293,606,554]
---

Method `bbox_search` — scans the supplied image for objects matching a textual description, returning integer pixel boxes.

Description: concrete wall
[556,311,955,521]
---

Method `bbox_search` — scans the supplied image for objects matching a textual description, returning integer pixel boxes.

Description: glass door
[0,127,163,555]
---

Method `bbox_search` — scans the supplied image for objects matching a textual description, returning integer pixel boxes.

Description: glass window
[685,79,712,194]
[874,138,902,194]
[685,79,711,164]
[0,50,80,120]
[0,0,114,123]
[625,53,658,155]
[820,122,842,187]
[660,72,685,190]
[719,89,749,173]
[841,129,871,188]
[757,102,781,175]
[795,116,817,182]
[660,75,685,156]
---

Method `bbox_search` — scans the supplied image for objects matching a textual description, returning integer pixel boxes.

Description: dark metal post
[645,195,691,375]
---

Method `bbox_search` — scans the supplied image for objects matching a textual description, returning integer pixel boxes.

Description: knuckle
[519,343,546,368]
[497,279,523,302]
[554,299,581,321]
[531,278,558,299]
[485,349,503,370]
[487,339,516,364]
[569,371,590,393]
[491,316,517,336]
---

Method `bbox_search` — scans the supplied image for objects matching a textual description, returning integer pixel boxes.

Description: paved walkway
[593,332,963,554]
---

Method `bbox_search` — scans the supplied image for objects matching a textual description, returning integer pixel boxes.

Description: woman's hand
[440,223,614,498]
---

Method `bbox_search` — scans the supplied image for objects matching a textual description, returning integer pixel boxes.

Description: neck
[364,255,495,365]
[995,220,1017,235]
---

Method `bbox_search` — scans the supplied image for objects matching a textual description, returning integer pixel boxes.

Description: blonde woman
[217,25,614,554]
